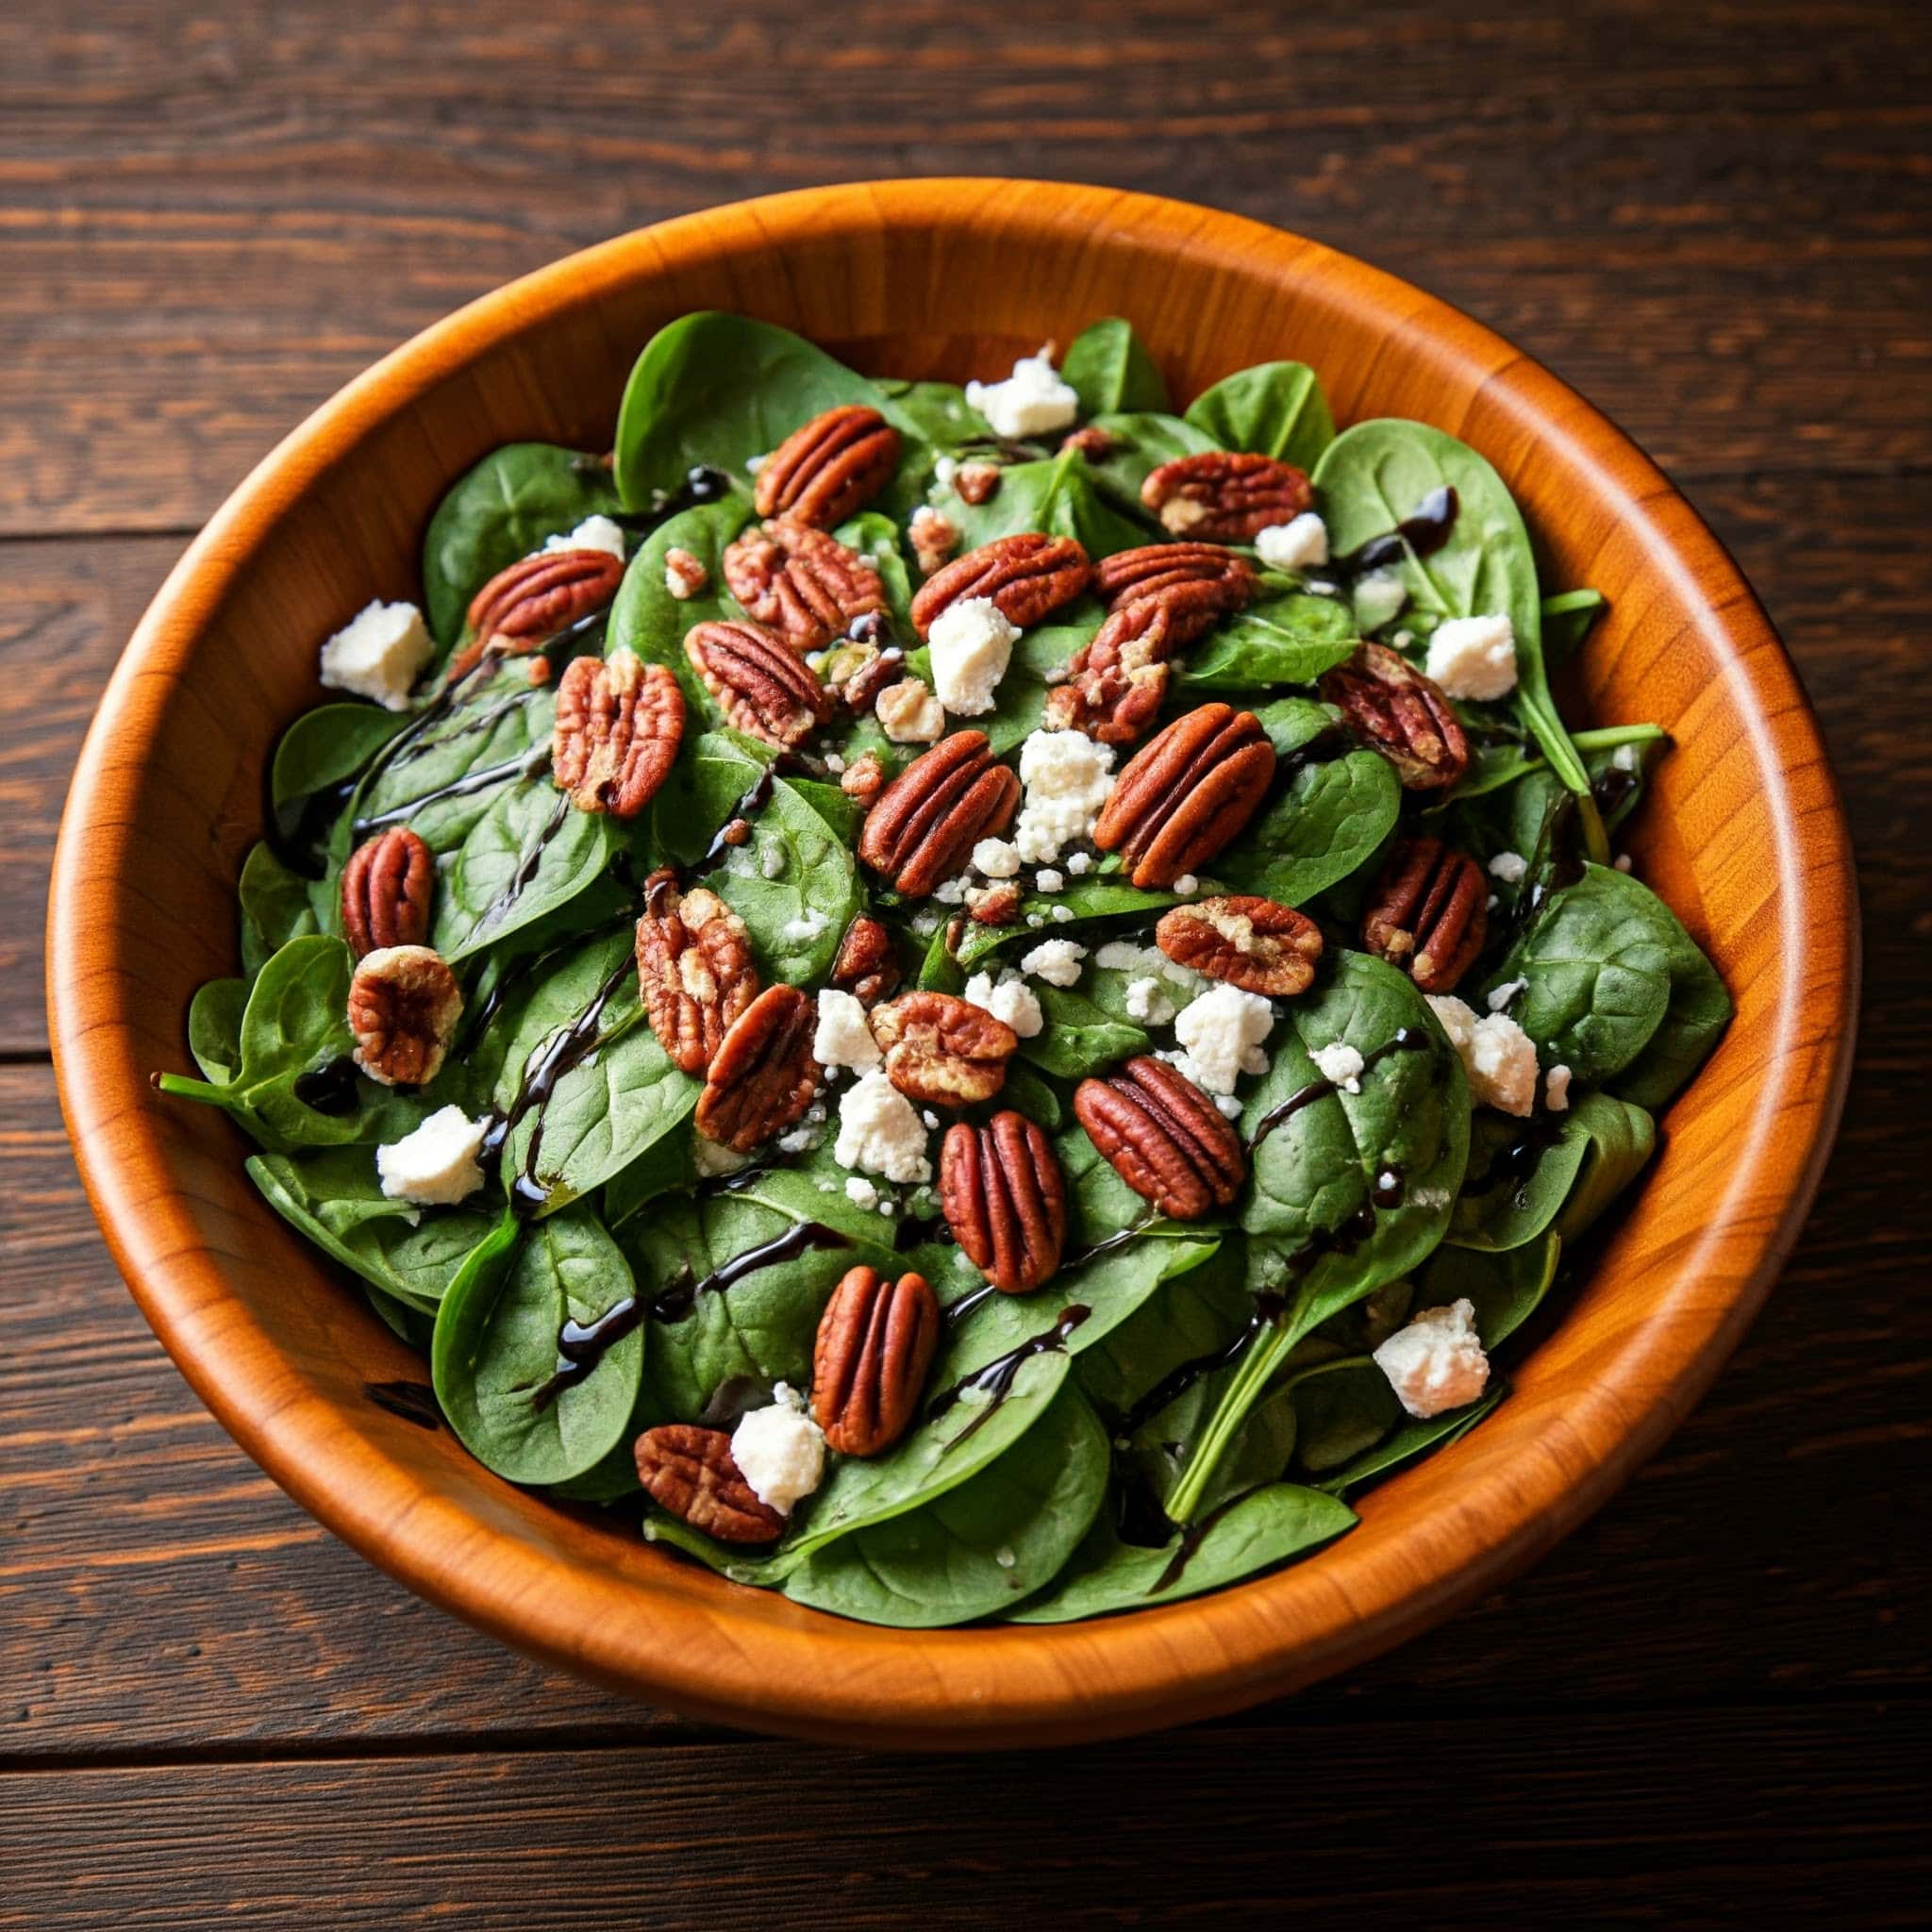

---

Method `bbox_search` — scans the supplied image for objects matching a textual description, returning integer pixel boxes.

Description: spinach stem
[1166,1320,1304,1524]
[154,1073,228,1105]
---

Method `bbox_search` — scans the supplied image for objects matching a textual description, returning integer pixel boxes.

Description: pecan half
[829,915,899,1007]
[1320,643,1470,791]
[635,1424,785,1543]
[908,506,958,575]
[346,944,462,1087]
[810,1266,941,1457]
[955,460,1003,506]
[869,991,1017,1107]
[453,547,626,677]
[341,827,433,958]
[909,532,1091,640]
[1091,541,1257,620]
[857,731,1021,897]
[662,547,708,601]
[1043,597,1178,744]
[1059,425,1114,461]
[1074,1057,1246,1221]
[965,880,1022,925]
[694,984,820,1153]
[838,749,890,808]
[1140,451,1315,541]
[551,648,685,817]
[635,873,759,1075]
[1156,893,1324,998]
[941,1112,1067,1293]
[754,405,900,528]
[1360,836,1489,993]
[721,519,886,652]
[1091,703,1276,888]
[685,619,834,750]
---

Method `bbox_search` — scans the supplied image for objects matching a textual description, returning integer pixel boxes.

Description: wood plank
[2,0,1928,532]
[2,1706,1927,1928]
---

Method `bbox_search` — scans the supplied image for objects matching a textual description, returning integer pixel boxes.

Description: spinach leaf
[1311,1380,1508,1498]
[422,443,621,650]
[1015,985,1149,1081]
[1287,1356,1400,1474]
[780,1386,1110,1627]
[431,1205,642,1486]
[1448,1110,1591,1253]
[1174,592,1357,691]
[872,377,991,450]
[1414,1230,1562,1349]
[187,977,249,1084]
[1549,1094,1655,1240]
[1441,724,1663,811]
[239,841,321,975]
[954,880,1180,971]
[1061,319,1168,417]
[1079,411,1218,516]
[1184,361,1335,471]
[1542,588,1607,667]
[1009,1481,1355,1622]
[605,498,758,712]
[932,448,1147,561]
[270,703,409,869]
[1610,919,1731,1111]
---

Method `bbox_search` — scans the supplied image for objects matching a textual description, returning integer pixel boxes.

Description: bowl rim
[48,178,1858,1747]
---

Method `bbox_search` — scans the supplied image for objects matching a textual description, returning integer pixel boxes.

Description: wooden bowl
[47,181,1857,1747]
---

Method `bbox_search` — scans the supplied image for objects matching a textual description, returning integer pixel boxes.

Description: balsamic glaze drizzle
[1329,486,1459,582]
[647,1221,854,1324]
[291,1055,361,1115]
[1459,1109,1566,1202]
[351,745,546,838]
[526,1293,648,1410]
[1247,1026,1434,1151]
[1150,1484,1263,1594]
[925,1305,1091,1447]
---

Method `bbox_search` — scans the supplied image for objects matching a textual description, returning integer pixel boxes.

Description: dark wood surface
[3,2,1925,1924]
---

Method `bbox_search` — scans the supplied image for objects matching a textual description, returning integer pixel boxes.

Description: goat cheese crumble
[731,1383,824,1515]
[1427,995,1540,1117]
[544,514,627,561]
[1254,512,1329,572]
[963,970,1044,1039]
[1544,1063,1574,1112]
[965,350,1080,440]
[834,1071,932,1183]
[375,1107,489,1206]
[1488,849,1528,884]
[1310,1041,1366,1094]
[926,596,1017,715]
[1020,938,1087,988]
[1014,729,1116,864]
[1123,975,1176,1025]
[973,836,1022,878]
[1424,614,1518,701]
[1373,1299,1491,1419]
[1173,983,1274,1095]
[319,600,434,710]
[813,989,882,1073]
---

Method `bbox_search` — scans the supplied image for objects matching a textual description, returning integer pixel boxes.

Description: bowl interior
[50,180,1855,1746]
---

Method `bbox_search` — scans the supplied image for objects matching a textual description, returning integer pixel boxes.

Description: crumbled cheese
[994,1545,1017,1570]
[1311,1041,1366,1094]
[375,1107,489,1206]
[1124,976,1176,1026]
[1373,1299,1491,1419]
[1613,854,1633,873]
[814,990,882,1073]
[1427,995,1540,1117]
[933,874,971,906]
[1095,940,1204,993]
[824,753,846,774]
[1254,512,1330,572]
[1050,905,1073,923]
[1613,742,1642,773]
[744,452,769,475]
[692,1134,751,1178]
[875,677,944,743]
[1066,851,1093,875]
[1173,983,1274,1094]
[843,1174,881,1210]
[1034,868,1064,893]
[926,596,1017,715]
[544,514,627,561]
[834,1070,932,1183]
[1544,1063,1574,1112]
[1215,1093,1243,1119]
[1021,939,1087,988]
[1488,849,1528,885]
[780,908,829,945]
[963,970,1043,1039]
[759,841,786,881]
[973,837,1021,878]
[1486,977,1527,1015]
[934,455,959,488]
[1353,572,1408,632]
[1425,614,1518,701]
[1014,729,1116,864]
[1173,874,1199,896]
[964,349,1080,440]
[319,600,434,710]
[730,1383,824,1515]
[775,1122,823,1155]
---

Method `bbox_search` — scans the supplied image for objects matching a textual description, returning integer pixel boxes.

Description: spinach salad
[158,312,1728,1627]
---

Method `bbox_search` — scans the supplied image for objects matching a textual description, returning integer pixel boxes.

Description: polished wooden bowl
[48,181,1857,1747]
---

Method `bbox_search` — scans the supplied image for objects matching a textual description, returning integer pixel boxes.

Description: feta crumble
[1486,977,1527,1013]
[375,1107,488,1206]
[973,837,1022,878]
[1488,849,1528,885]
[1374,1299,1491,1419]
[1544,1063,1574,1112]
[843,1174,881,1211]
[319,600,434,710]
[780,908,829,945]
[1613,742,1642,773]
[1310,1041,1366,1094]
[1034,868,1065,893]
[1021,939,1087,988]
[965,349,1080,440]
[1066,851,1093,875]
[1173,983,1274,1095]
[814,989,882,1073]
[926,596,1017,715]
[1123,976,1176,1026]
[1254,512,1330,572]
[1424,614,1518,701]
[875,677,944,743]
[1014,729,1116,864]
[544,514,627,561]
[731,1383,824,1515]
[1173,874,1199,896]
[1427,995,1540,1117]
[834,1070,932,1184]
[962,971,1045,1039]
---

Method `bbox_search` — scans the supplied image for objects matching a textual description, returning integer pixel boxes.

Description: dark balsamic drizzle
[925,1304,1091,1446]
[610,464,732,532]
[1058,1211,1159,1273]
[1329,486,1459,583]
[526,1294,648,1410]
[1115,1292,1285,1441]
[459,905,642,1052]
[387,690,532,771]
[942,1282,1000,1328]
[892,1212,950,1253]
[292,1055,360,1115]
[1247,1027,1434,1151]
[1460,1109,1566,1203]
[473,790,573,935]
[1150,1484,1264,1594]
[363,1380,442,1430]
[648,1222,854,1323]
[351,745,546,838]
[695,765,781,871]
[269,774,358,880]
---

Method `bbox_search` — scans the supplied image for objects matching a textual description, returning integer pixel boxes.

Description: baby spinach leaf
[601,1126,702,1228]
[1610,919,1731,1111]
[187,977,249,1084]
[780,1386,1110,1627]
[1311,1379,1508,1497]
[997,1059,1066,1132]
[605,498,758,712]
[1441,724,1663,813]
[1287,1355,1400,1474]
[1551,1094,1656,1240]
[1413,1230,1562,1349]
[1015,985,1149,1081]
[872,376,991,450]
[1448,1110,1592,1253]
[1542,588,1607,667]
[1184,361,1335,471]
[1175,592,1357,691]
[239,841,321,975]
[953,881,1179,971]
[1061,318,1168,417]
[270,703,410,870]
[1079,411,1218,516]
[431,1204,642,1486]
[932,448,1147,561]
[422,442,621,650]
[1009,1480,1355,1622]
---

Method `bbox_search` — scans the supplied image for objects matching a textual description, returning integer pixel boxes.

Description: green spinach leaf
[1061,319,1168,417]
[1184,361,1335,471]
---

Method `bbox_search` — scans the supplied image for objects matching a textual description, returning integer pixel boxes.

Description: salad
[158,312,1729,1626]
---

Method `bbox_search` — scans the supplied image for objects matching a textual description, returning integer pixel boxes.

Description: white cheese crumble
[1488,849,1528,884]
[1427,995,1540,1117]
[932,874,971,906]
[731,1383,824,1515]
[1020,939,1087,988]
[319,600,434,710]
[1254,512,1329,572]
[1215,1093,1243,1119]
[1424,614,1518,701]
[1094,940,1204,992]
[1173,874,1199,896]
[963,970,1044,1039]
[1014,729,1116,864]
[1311,1041,1366,1094]
[375,1106,489,1206]
[693,1134,751,1178]
[1353,572,1408,633]
[1034,868,1065,893]
[834,1070,932,1183]
[875,677,944,743]
[663,552,707,600]
[1373,1299,1491,1419]
[973,837,1022,878]
[964,349,1080,440]
[1173,983,1274,1095]
[926,596,1017,715]
[1613,742,1642,773]
[780,908,829,945]
[1544,1063,1574,1112]
[1124,976,1175,1026]
[1066,851,1093,875]
[813,989,882,1073]
[843,1174,881,1210]
[759,841,786,881]
[544,514,627,561]
[1614,854,1633,873]
[1486,977,1527,1013]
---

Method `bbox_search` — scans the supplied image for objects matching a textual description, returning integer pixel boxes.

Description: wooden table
[4,3,1926,1924]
